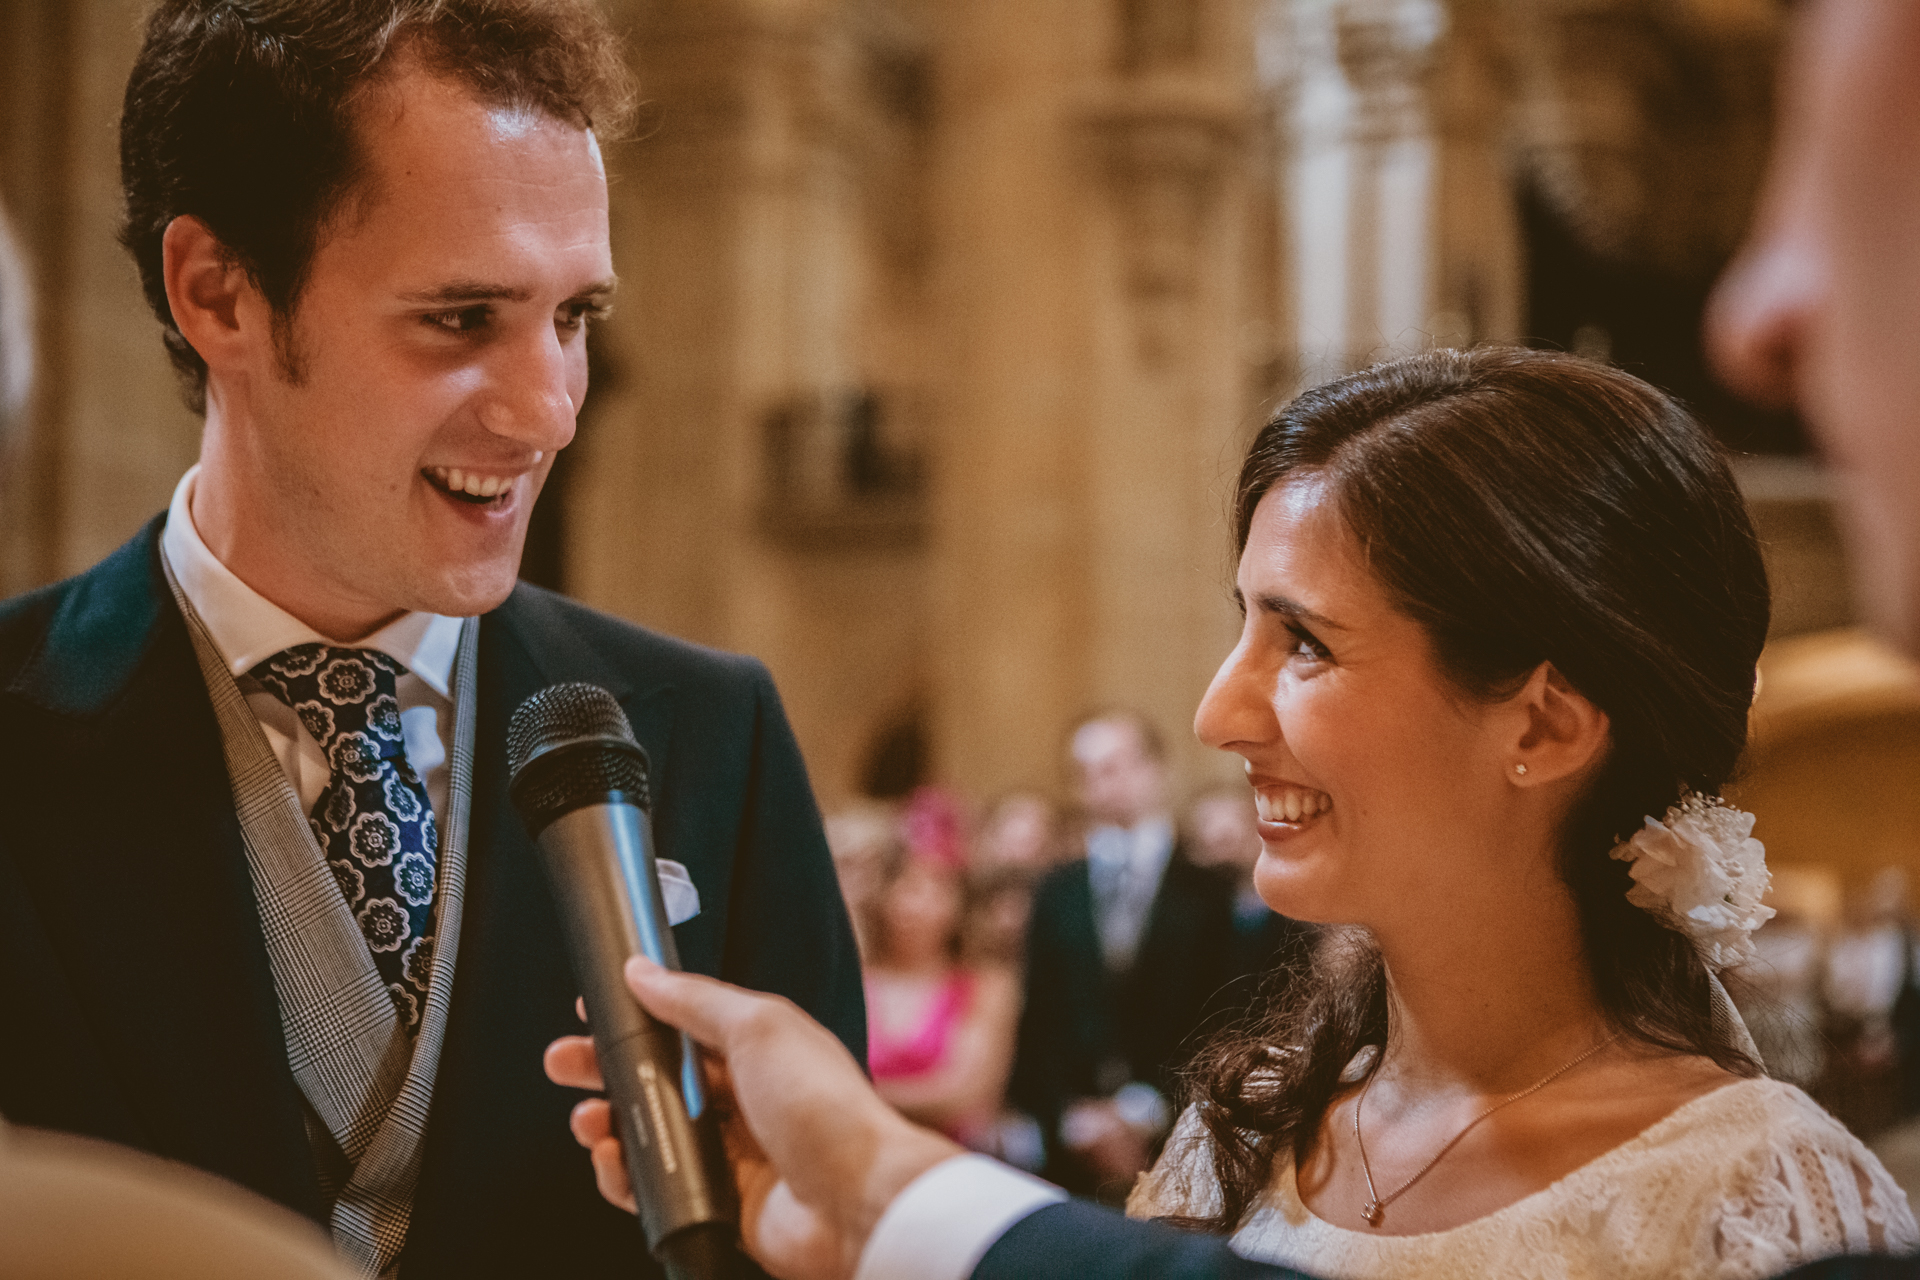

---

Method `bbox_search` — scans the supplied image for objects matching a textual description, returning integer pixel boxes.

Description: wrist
[851,1112,963,1241]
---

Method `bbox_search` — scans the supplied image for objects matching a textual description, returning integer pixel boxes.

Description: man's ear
[161,215,268,377]
[1509,662,1611,786]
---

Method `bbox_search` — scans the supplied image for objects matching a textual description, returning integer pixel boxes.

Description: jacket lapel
[5,520,319,1216]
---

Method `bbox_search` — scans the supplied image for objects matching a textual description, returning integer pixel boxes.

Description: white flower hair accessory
[1607,792,1774,969]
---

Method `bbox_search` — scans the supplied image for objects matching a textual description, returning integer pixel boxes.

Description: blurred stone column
[1270,0,1520,384]
[579,0,932,804]
[927,0,1255,799]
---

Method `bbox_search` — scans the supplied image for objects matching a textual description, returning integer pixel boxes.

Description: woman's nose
[1195,636,1275,754]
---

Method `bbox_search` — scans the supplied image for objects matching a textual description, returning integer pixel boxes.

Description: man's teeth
[1255,787,1333,824]
[428,466,513,498]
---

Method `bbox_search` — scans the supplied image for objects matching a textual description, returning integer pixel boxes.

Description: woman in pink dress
[862,843,1020,1145]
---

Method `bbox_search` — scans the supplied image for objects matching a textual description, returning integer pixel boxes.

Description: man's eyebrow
[397,278,618,306]
[1233,588,1345,630]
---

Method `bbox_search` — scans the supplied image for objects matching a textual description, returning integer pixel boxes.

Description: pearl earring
[1514,763,1529,776]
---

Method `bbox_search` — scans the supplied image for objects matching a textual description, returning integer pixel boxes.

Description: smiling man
[0,4,863,1277]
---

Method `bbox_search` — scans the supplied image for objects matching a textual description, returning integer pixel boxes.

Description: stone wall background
[2,0,1839,812]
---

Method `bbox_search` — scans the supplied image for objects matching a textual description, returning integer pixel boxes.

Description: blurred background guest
[1008,710,1236,1200]
[0,195,28,441]
[1185,783,1317,1003]
[860,807,1020,1149]
[1821,868,1920,1137]
[973,789,1066,874]
[824,803,900,958]
[1732,864,1841,1089]
[961,791,1064,967]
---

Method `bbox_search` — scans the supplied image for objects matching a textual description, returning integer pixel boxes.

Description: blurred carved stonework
[1257,0,1522,386]
[568,0,1261,804]
[1506,0,1783,279]
[2,0,1806,812]
[1253,0,1781,390]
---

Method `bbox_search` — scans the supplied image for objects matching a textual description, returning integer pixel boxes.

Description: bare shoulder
[1598,1045,1746,1118]
[1529,1046,1745,1153]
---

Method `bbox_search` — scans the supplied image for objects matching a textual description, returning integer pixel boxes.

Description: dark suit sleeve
[1767,1261,1920,1278]
[714,661,867,1061]
[973,1200,1319,1279]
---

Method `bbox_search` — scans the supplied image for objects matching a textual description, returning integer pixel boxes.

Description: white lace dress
[1128,1079,1920,1279]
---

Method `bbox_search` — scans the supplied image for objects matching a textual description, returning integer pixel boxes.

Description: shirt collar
[160,465,466,696]
[1086,813,1175,867]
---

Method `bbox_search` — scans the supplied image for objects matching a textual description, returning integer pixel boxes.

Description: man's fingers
[569,1098,637,1215]
[544,1035,605,1091]
[587,1133,638,1215]
[624,956,858,1076]
[570,1097,613,1150]
[623,955,789,1051]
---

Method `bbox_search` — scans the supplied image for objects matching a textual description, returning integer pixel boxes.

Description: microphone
[507,683,736,1280]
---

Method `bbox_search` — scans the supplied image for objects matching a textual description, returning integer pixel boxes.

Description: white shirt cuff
[853,1153,1067,1280]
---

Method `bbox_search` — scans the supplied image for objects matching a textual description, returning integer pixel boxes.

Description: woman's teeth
[427,466,513,499]
[1255,786,1332,824]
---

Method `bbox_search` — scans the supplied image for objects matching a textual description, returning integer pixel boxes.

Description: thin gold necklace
[1352,1031,1621,1228]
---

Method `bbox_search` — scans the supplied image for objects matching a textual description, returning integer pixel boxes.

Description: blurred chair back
[1732,628,1920,902]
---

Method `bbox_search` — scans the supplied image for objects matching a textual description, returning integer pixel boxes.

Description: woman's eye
[1286,625,1331,663]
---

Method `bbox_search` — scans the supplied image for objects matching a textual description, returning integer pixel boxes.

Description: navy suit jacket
[1010,852,1239,1187]
[974,1201,1313,1279]
[0,518,865,1277]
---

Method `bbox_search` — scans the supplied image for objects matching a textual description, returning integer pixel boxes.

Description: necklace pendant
[1362,1199,1384,1227]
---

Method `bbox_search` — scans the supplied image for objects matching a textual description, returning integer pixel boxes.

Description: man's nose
[478,324,579,452]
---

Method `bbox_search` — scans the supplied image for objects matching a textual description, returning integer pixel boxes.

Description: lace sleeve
[1712,1096,1920,1278]
[1126,1104,1225,1222]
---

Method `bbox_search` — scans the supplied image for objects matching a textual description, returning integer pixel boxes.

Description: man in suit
[0,3,862,1276]
[1008,711,1237,1198]
[1186,785,1316,1004]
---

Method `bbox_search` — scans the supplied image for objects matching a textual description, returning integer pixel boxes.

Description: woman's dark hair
[119,0,637,412]
[1173,346,1771,1232]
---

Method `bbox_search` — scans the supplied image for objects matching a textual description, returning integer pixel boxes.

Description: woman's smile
[1251,780,1333,837]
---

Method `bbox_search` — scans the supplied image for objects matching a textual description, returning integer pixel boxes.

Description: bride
[1129,347,1918,1277]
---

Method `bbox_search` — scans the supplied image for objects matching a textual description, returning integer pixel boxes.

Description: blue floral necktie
[251,644,438,1032]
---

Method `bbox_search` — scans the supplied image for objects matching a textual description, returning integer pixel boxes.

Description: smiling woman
[1131,347,1918,1278]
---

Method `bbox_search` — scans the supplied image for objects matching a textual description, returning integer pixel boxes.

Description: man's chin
[414,561,523,620]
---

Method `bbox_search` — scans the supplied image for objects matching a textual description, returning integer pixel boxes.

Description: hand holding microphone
[508,683,737,1280]
[546,957,962,1280]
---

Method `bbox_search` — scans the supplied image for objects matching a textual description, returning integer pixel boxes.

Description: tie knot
[250,645,410,763]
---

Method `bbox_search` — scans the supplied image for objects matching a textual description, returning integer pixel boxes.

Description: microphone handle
[535,800,735,1280]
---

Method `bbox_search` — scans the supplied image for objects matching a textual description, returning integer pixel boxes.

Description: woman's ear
[1509,662,1610,786]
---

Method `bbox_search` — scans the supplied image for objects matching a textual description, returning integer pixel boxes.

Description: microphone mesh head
[507,683,652,828]
[507,682,639,779]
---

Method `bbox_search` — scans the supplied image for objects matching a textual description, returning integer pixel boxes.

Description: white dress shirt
[855,1155,1065,1280]
[159,466,705,927]
[1085,813,1175,970]
[159,466,465,827]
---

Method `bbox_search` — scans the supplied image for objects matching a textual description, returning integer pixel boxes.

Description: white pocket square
[656,858,701,926]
